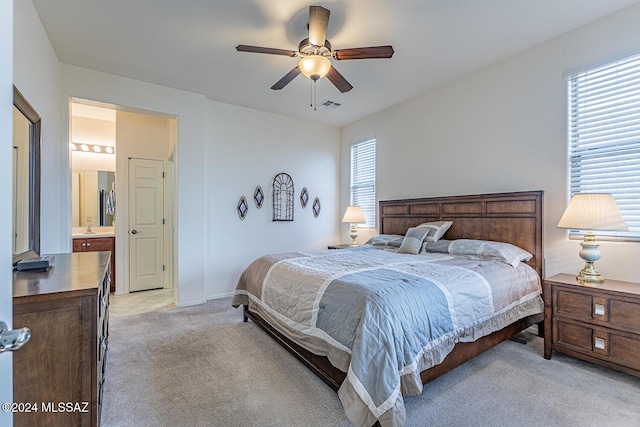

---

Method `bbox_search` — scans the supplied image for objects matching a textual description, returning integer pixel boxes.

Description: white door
[129,158,164,292]
[1,0,14,422]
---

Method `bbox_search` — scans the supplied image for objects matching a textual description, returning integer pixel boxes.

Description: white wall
[60,65,206,305]
[13,0,60,254]
[341,4,640,282]
[205,101,340,299]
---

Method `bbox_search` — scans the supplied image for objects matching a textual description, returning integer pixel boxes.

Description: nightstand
[543,273,640,378]
[328,244,351,249]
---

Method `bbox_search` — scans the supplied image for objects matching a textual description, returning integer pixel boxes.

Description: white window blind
[567,52,640,239]
[350,138,376,227]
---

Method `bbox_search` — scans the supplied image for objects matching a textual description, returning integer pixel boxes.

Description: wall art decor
[237,196,249,220]
[312,197,321,218]
[300,187,309,208]
[272,172,294,221]
[253,185,264,208]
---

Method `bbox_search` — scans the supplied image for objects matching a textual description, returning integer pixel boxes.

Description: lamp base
[577,261,604,283]
[349,224,358,247]
[576,231,604,283]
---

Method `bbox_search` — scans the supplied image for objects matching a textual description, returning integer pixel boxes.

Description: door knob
[0,321,31,353]
[131,230,139,234]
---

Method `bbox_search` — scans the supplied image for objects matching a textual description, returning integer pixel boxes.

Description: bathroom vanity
[73,229,115,292]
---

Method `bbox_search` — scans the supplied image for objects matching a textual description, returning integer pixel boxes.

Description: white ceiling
[32,0,639,127]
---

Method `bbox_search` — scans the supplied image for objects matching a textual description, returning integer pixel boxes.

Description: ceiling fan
[236,5,394,97]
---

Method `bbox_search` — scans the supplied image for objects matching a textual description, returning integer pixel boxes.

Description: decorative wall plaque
[237,196,248,220]
[253,186,264,208]
[272,172,294,221]
[312,197,321,218]
[300,187,309,208]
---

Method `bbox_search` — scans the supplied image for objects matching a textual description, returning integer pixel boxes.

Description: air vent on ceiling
[319,100,342,110]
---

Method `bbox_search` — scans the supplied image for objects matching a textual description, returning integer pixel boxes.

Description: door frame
[1,0,14,421]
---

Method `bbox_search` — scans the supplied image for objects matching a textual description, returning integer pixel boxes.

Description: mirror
[72,170,116,227]
[12,86,41,265]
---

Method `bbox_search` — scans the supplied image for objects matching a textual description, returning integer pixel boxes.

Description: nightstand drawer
[610,299,640,332]
[555,289,592,320]
[554,319,640,371]
[554,288,640,333]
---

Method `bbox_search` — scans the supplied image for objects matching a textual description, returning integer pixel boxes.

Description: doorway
[69,100,177,297]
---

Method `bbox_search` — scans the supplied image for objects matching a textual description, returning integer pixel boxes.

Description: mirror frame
[12,85,41,264]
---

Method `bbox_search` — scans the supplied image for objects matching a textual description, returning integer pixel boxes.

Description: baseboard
[205,291,235,301]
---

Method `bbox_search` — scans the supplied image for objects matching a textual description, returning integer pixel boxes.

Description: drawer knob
[594,337,606,350]
[594,303,605,316]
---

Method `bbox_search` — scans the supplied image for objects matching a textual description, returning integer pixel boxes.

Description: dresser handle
[594,337,606,350]
[594,303,605,316]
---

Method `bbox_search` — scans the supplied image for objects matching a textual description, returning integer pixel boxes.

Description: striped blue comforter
[232,247,543,427]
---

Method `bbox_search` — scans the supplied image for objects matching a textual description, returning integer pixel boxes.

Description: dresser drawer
[554,319,640,371]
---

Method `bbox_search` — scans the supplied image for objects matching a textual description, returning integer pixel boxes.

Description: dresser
[543,273,640,378]
[73,236,116,293]
[13,252,111,427]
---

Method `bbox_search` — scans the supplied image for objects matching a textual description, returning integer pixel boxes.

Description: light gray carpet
[102,297,640,427]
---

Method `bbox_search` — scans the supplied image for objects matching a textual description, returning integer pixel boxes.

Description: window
[350,138,376,227]
[567,52,640,239]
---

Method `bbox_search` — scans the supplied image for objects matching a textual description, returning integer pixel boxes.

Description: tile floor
[109,287,175,318]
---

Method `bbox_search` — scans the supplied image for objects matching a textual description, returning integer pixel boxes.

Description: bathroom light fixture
[71,142,115,155]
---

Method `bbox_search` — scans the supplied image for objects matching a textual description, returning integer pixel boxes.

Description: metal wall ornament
[237,196,249,220]
[300,187,309,208]
[312,197,321,218]
[272,172,294,221]
[254,186,264,208]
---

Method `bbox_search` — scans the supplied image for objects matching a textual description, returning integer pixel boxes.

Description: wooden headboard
[379,191,544,277]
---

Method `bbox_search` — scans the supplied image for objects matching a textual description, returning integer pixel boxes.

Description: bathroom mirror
[72,170,116,227]
[12,86,41,265]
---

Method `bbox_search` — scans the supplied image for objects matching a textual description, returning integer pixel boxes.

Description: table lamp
[342,206,366,247]
[557,193,628,283]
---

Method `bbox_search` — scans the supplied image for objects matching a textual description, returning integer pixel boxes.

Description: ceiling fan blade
[308,6,330,47]
[326,66,353,93]
[333,46,395,60]
[236,45,296,57]
[271,66,302,90]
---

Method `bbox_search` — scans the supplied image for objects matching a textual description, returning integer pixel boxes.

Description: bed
[232,190,544,427]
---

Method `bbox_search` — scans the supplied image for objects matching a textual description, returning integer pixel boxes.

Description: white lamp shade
[557,193,628,231]
[299,55,331,81]
[342,206,366,224]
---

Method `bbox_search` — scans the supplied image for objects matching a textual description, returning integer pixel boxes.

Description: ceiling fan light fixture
[299,55,331,81]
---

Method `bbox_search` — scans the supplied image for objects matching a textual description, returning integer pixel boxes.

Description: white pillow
[448,239,533,268]
[415,221,452,242]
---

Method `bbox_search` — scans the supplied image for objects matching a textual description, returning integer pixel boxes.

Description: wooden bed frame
[243,190,544,412]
